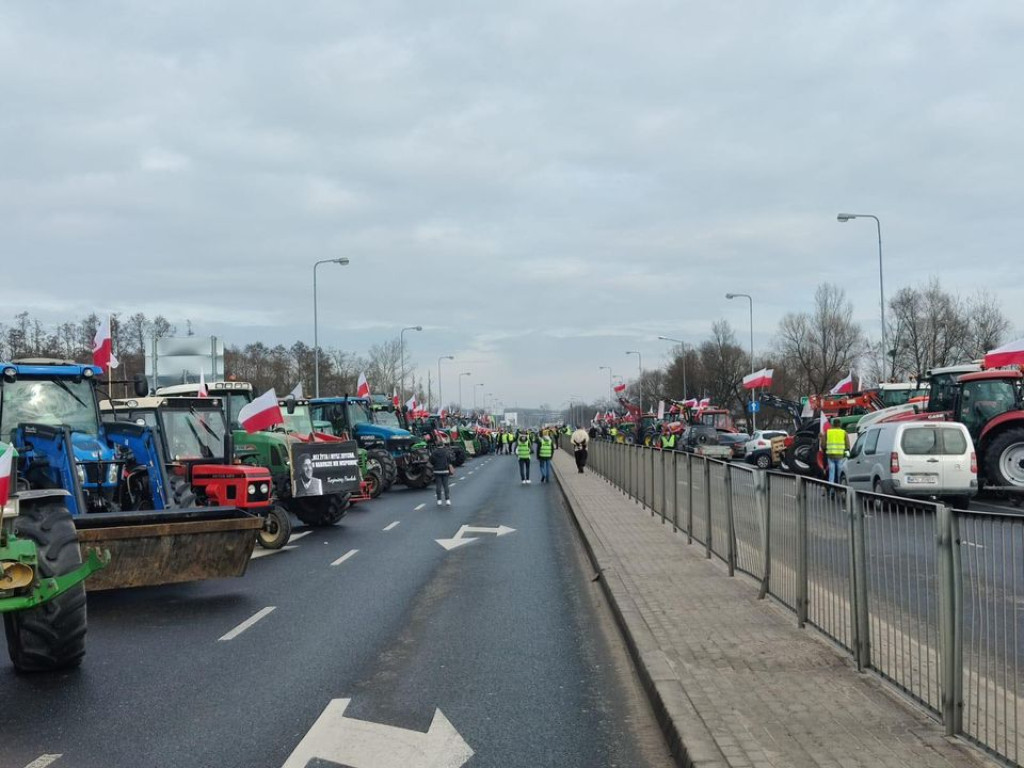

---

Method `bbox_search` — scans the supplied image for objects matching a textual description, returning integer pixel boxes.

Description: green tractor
[1,445,108,672]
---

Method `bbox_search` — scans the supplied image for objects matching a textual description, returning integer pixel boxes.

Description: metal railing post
[936,504,964,736]
[757,470,771,599]
[795,475,808,627]
[687,453,694,544]
[671,450,679,532]
[849,488,871,671]
[725,464,736,576]
[704,458,712,559]
[660,448,667,524]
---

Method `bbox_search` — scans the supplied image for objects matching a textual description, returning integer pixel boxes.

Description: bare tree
[776,283,863,394]
[964,289,1012,360]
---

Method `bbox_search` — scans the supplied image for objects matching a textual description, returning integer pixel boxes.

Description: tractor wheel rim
[1001,442,1024,486]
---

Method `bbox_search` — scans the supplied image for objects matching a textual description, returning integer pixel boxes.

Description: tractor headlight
[259,483,269,494]
[83,368,94,378]
[76,465,86,483]
[107,464,118,484]
[247,484,256,496]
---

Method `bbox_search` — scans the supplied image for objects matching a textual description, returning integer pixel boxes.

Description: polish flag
[436,406,447,418]
[829,372,855,395]
[682,398,699,409]
[288,382,303,399]
[984,338,1024,369]
[92,315,119,373]
[0,443,13,509]
[613,383,626,393]
[698,397,711,408]
[392,390,400,408]
[406,395,417,412]
[238,389,284,433]
[356,372,371,399]
[198,371,209,398]
[742,368,774,390]
[820,412,831,437]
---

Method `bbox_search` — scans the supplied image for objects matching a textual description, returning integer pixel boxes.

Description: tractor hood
[72,431,117,463]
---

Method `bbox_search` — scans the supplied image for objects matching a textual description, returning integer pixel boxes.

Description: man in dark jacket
[429,443,455,506]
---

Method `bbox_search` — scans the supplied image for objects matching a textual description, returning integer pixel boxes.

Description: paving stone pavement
[552,450,996,768]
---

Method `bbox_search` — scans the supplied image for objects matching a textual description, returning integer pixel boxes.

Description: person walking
[429,441,455,506]
[824,420,847,486]
[537,431,555,483]
[571,426,589,473]
[516,432,532,484]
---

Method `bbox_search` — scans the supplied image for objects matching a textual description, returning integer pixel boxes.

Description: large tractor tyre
[167,475,197,508]
[257,504,292,550]
[984,427,1024,488]
[786,439,822,479]
[294,495,350,527]
[450,445,467,467]
[364,468,383,499]
[399,464,433,490]
[368,449,397,489]
[3,500,88,673]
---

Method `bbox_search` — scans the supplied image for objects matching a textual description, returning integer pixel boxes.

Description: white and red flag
[356,372,371,399]
[698,397,711,408]
[0,443,13,509]
[829,372,855,395]
[238,389,284,434]
[613,382,626,393]
[198,371,209,398]
[681,398,698,409]
[436,405,447,418]
[92,315,119,373]
[392,390,400,408]
[288,383,303,399]
[984,338,1024,369]
[405,395,417,412]
[820,412,830,437]
[742,368,774,390]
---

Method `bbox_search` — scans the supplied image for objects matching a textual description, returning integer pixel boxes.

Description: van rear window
[900,427,968,456]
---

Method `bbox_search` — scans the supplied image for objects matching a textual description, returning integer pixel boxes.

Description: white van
[841,421,977,507]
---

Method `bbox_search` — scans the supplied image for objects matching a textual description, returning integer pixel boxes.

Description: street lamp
[598,365,614,403]
[657,336,689,400]
[473,383,484,410]
[437,355,454,411]
[399,325,422,407]
[725,293,755,431]
[838,212,886,377]
[625,351,643,413]
[458,372,471,412]
[313,257,350,397]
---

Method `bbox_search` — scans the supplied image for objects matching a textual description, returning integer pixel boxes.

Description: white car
[743,430,788,468]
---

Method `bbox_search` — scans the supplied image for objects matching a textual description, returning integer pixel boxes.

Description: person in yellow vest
[661,429,677,451]
[825,419,847,484]
[537,432,555,483]
[516,432,532,484]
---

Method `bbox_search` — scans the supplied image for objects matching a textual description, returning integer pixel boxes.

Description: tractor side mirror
[285,397,297,415]
[133,374,149,397]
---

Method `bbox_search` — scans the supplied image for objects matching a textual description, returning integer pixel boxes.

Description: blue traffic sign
[747,400,760,413]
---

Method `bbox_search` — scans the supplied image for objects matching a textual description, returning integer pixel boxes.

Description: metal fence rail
[565,436,1023,767]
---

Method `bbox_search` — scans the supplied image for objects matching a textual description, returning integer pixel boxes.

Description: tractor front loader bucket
[73,507,262,591]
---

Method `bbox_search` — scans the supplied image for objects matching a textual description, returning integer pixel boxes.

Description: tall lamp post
[399,325,422,407]
[437,355,454,411]
[473,382,484,410]
[313,257,350,397]
[725,292,755,431]
[657,336,688,400]
[625,351,643,414]
[838,212,886,377]
[598,365,614,403]
[458,371,471,412]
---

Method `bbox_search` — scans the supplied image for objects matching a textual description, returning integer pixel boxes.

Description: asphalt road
[1,453,671,768]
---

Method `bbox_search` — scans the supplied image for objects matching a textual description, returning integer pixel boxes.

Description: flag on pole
[392,390,400,408]
[238,389,284,433]
[613,383,626,393]
[0,443,13,509]
[742,368,774,390]
[983,338,1024,369]
[829,372,855,395]
[436,405,447,418]
[198,371,209,398]
[356,372,371,399]
[405,395,417,412]
[682,398,698,409]
[698,397,711,408]
[657,400,665,420]
[288,382,303,399]
[819,412,830,437]
[92,315,119,373]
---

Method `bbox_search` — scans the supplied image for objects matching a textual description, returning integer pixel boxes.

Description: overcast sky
[3,1,1023,409]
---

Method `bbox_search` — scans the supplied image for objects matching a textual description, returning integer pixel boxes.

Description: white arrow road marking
[383,521,400,531]
[331,548,359,567]
[250,531,311,559]
[414,503,426,511]
[219,606,275,641]
[436,524,516,551]
[23,756,62,768]
[282,698,473,768]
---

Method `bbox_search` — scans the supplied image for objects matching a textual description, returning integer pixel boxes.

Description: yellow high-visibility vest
[826,428,847,458]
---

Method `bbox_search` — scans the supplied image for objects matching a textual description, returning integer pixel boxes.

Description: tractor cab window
[220,393,252,430]
[280,404,314,435]
[0,377,100,444]
[373,409,401,428]
[929,374,963,414]
[162,409,226,460]
[346,401,372,428]
[959,379,1018,435]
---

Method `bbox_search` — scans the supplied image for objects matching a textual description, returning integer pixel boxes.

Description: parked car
[680,424,720,452]
[718,432,750,459]
[744,430,789,469]
[841,422,977,508]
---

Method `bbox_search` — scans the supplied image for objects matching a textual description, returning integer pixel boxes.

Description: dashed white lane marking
[414,503,425,511]
[219,606,275,641]
[963,541,984,549]
[383,521,400,531]
[249,530,311,559]
[468,471,474,475]
[451,482,458,487]
[24,756,62,768]
[331,548,359,567]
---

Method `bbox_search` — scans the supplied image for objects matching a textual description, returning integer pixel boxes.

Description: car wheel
[755,454,770,470]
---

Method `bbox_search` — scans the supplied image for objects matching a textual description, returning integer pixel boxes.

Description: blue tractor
[0,360,262,599]
[311,396,434,490]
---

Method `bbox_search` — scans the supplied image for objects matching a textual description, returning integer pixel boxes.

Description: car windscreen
[900,427,968,456]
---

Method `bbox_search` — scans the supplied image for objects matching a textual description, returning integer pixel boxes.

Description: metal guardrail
[568,436,1023,767]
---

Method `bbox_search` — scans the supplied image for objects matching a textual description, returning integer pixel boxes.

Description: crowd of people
[427,425,591,504]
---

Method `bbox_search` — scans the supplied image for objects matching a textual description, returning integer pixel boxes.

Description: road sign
[748,400,760,414]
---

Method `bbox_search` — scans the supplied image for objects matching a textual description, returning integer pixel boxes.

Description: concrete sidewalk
[552,451,995,768]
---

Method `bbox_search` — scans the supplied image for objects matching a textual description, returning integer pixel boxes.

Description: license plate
[906,475,938,484]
